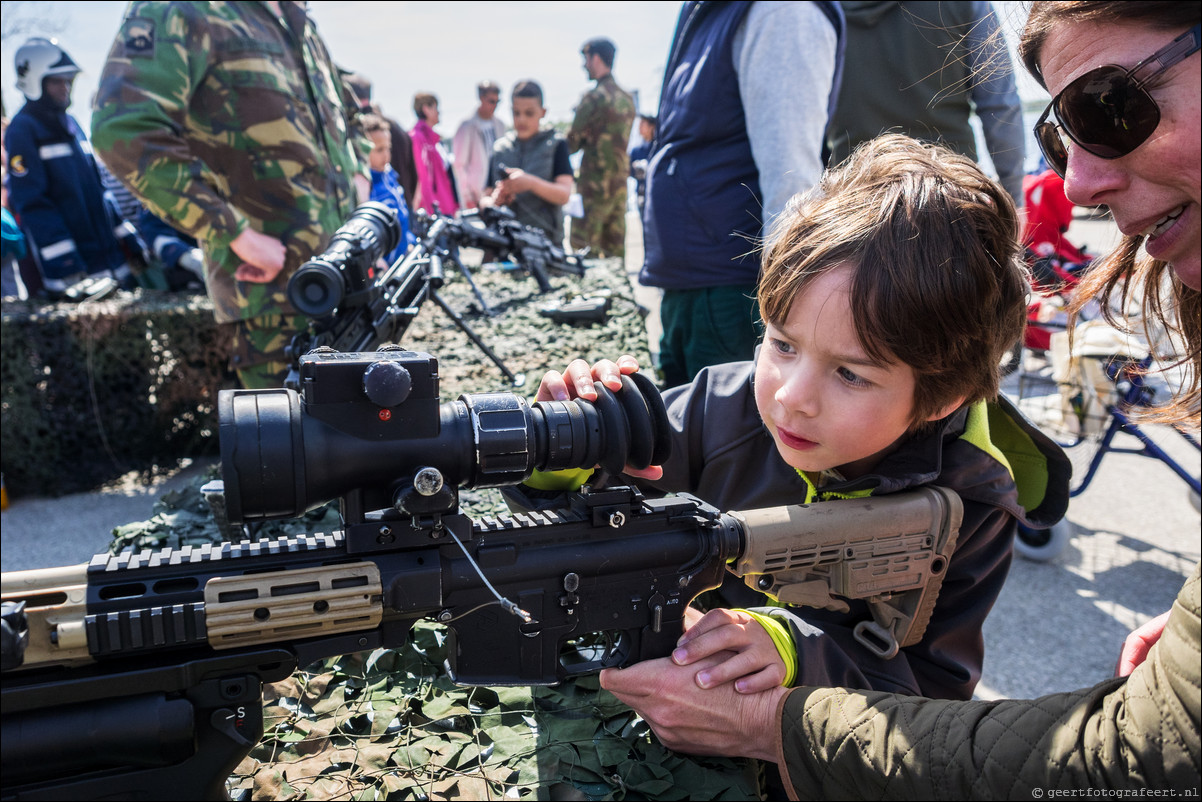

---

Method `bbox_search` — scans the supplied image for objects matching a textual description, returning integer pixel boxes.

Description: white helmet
[14,37,81,101]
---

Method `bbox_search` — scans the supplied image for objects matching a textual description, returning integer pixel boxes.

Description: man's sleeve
[733,1,837,236]
[90,5,247,248]
[966,0,1026,206]
[4,119,84,276]
[777,562,1201,797]
[552,139,574,179]
[566,90,599,153]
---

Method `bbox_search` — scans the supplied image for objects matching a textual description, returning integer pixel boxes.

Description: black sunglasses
[1034,23,1201,178]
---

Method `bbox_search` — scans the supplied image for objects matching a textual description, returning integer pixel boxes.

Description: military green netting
[101,259,765,800]
[1,291,234,497]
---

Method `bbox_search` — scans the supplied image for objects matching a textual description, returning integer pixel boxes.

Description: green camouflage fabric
[568,74,635,259]
[90,1,368,329]
[230,311,309,389]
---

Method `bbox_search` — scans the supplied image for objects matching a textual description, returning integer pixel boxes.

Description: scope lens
[288,261,345,317]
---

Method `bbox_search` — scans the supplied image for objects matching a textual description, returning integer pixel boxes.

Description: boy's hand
[497,166,532,195]
[673,608,788,693]
[536,355,663,481]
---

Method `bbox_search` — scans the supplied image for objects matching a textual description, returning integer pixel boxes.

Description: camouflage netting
[0,291,234,497]
[106,257,765,801]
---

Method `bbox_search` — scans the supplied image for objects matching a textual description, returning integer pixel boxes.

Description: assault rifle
[285,203,586,388]
[0,348,962,801]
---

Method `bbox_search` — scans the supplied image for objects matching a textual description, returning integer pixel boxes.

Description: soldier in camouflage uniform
[91,1,369,389]
[567,38,636,260]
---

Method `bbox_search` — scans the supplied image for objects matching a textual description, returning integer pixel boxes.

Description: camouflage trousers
[227,312,307,389]
[571,187,628,259]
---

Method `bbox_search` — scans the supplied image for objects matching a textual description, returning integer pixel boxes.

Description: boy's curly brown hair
[758,134,1028,427]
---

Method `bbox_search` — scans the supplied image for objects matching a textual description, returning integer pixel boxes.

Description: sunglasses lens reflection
[1036,122,1070,177]
[1052,68,1161,166]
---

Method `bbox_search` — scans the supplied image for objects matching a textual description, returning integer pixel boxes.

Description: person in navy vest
[5,37,130,297]
[639,1,845,388]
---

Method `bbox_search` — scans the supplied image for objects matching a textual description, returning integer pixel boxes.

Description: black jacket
[508,359,1070,700]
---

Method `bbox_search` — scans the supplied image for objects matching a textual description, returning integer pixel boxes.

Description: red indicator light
[378,409,392,421]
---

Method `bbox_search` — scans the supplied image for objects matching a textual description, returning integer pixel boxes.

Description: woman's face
[1041,21,1201,290]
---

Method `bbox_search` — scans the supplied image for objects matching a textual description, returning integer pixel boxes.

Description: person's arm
[965,0,1026,207]
[91,4,249,254]
[495,139,573,207]
[732,1,836,235]
[451,120,482,208]
[606,562,1201,798]
[778,562,1200,797]
[566,89,598,154]
[3,118,86,277]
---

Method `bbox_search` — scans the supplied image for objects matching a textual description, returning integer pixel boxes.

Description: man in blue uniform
[5,37,129,296]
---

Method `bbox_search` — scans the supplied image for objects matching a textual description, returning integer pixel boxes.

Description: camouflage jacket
[91,1,368,323]
[567,74,635,198]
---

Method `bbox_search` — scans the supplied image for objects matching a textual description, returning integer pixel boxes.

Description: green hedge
[1,291,234,498]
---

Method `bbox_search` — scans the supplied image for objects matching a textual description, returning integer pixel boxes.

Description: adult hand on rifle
[537,355,664,481]
[600,651,788,760]
[231,227,287,283]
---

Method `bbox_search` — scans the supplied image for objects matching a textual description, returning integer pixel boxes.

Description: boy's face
[511,97,546,140]
[638,119,655,142]
[753,262,936,480]
[367,129,391,172]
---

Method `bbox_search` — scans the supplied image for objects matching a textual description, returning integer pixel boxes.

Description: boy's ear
[924,396,967,423]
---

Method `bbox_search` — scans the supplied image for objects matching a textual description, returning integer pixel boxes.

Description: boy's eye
[837,366,871,387]
[769,337,794,355]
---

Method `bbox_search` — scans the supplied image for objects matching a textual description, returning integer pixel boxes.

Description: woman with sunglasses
[599,2,1200,794]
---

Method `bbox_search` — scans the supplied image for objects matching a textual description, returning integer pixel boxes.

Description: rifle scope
[220,349,671,523]
[288,202,401,318]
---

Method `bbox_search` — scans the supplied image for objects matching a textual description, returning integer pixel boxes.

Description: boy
[484,80,574,247]
[525,134,1070,701]
[361,113,415,264]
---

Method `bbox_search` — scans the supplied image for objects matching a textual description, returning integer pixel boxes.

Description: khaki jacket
[777,561,1201,797]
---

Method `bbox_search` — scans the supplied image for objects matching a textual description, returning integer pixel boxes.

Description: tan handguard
[726,486,963,659]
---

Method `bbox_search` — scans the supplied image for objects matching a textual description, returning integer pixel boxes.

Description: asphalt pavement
[2,208,1198,704]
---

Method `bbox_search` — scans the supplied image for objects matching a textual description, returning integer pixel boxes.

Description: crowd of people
[1,0,1197,796]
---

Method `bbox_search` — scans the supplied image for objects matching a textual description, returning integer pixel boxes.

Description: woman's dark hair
[412,92,437,120]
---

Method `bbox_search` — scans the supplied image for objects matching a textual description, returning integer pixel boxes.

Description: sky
[1,1,685,134]
[1,1,1047,163]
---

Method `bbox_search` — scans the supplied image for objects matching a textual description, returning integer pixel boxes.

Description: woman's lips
[776,426,818,451]
[1144,204,1192,262]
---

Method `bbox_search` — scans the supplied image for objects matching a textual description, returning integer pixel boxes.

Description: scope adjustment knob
[363,360,412,408]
